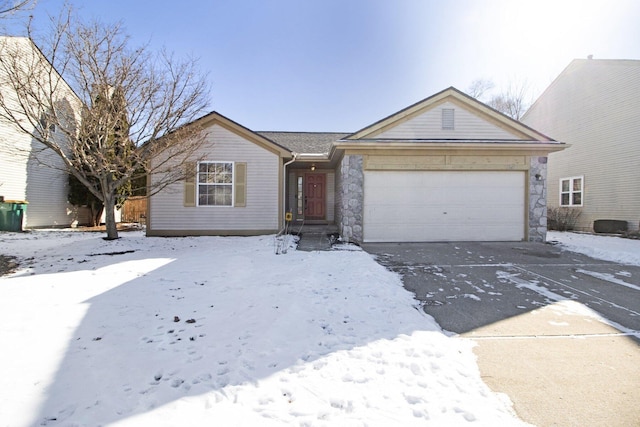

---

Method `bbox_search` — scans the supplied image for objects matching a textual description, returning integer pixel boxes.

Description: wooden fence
[121,196,147,224]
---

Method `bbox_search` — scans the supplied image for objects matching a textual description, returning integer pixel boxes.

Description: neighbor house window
[442,108,455,130]
[560,176,583,206]
[39,112,56,133]
[197,161,233,206]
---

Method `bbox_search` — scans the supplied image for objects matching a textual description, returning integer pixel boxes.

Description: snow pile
[0,230,525,426]
[547,231,640,266]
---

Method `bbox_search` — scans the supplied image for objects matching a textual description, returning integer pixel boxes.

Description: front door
[304,173,326,220]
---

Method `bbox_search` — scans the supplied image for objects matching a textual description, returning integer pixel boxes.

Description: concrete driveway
[363,241,640,427]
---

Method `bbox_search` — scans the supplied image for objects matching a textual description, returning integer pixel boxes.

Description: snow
[574,269,640,292]
[547,231,640,266]
[0,230,526,427]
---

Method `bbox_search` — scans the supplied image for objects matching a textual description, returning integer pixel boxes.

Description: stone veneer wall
[335,154,364,243]
[529,156,548,242]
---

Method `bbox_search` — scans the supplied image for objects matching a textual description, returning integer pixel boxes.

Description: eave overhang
[333,140,568,155]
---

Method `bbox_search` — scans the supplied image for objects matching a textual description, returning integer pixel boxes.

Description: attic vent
[442,108,454,130]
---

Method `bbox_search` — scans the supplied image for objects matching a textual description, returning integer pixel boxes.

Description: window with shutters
[559,176,583,207]
[197,161,234,206]
[442,108,454,130]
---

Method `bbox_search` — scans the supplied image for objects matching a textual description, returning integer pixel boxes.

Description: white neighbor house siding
[0,37,80,227]
[149,123,281,233]
[523,59,640,231]
[375,101,518,140]
[0,127,74,227]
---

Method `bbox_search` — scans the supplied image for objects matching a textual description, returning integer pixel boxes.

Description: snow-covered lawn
[0,230,524,427]
[547,231,640,266]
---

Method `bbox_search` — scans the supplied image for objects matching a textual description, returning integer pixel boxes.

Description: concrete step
[296,232,335,251]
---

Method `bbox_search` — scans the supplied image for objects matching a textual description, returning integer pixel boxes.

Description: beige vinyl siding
[149,124,280,232]
[523,59,640,231]
[374,101,519,140]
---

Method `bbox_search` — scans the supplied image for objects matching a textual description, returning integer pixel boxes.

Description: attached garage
[334,88,566,244]
[363,170,525,242]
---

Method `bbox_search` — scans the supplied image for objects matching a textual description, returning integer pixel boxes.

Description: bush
[623,230,640,240]
[593,219,628,234]
[547,207,581,231]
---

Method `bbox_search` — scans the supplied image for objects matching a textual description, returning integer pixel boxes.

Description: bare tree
[0,0,34,17]
[0,7,210,239]
[487,80,530,120]
[0,0,36,34]
[466,78,494,99]
[466,78,531,121]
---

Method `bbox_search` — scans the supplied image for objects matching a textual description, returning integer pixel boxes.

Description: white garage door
[363,171,525,242]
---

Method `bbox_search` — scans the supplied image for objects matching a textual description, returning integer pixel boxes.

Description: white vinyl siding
[0,131,75,227]
[149,123,280,231]
[375,101,519,140]
[0,37,81,228]
[523,59,640,231]
[363,171,525,242]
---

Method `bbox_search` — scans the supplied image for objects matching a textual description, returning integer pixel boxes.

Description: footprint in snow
[170,378,185,388]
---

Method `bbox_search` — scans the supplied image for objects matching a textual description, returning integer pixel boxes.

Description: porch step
[296,232,337,252]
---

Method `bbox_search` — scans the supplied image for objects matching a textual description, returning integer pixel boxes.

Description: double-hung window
[560,176,583,207]
[197,162,233,206]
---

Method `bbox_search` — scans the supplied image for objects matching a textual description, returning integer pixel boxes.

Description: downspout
[282,152,298,230]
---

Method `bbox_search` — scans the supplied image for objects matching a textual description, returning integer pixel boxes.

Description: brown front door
[304,173,326,220]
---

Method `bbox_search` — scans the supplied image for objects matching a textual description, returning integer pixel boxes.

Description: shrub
[547,207,581,231]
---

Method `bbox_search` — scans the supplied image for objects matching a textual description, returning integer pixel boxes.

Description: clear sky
[12,0,640,131]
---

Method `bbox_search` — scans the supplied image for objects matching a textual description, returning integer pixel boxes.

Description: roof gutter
[333,141,568,154]
[294,152,330,162]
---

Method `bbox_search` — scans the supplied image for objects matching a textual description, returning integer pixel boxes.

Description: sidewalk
[461,302,640,426]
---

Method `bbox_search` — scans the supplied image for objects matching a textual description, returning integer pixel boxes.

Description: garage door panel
[363,171,525,242]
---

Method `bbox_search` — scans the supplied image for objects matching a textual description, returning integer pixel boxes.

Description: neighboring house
[147,87,565,242]
[523,58,640,232]
[0,36,84,228]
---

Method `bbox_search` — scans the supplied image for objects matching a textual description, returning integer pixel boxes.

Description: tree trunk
[103,192,119,240]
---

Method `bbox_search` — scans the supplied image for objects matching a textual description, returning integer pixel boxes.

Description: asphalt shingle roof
[257,131,349,154]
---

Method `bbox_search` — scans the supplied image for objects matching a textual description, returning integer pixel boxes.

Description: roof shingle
[257,131,348,154]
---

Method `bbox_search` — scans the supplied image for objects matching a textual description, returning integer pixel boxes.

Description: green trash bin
[0,201,28,232]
